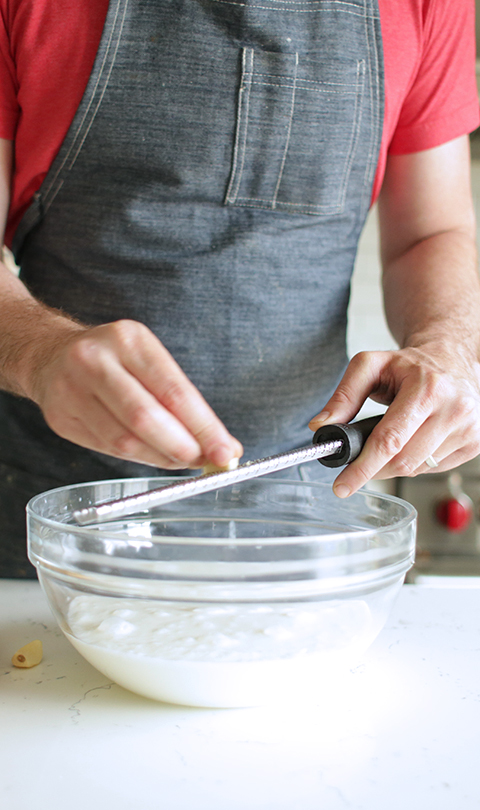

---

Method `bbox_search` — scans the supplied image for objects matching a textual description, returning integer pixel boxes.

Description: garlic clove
[203,457,240,475]
[12,639,43,668]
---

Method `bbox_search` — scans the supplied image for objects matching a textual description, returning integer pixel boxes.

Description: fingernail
[334,483,351,499]
[309,411,330,428]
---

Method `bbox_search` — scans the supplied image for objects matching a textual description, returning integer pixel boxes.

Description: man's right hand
[26,317,243,470]
[0,140,242,471]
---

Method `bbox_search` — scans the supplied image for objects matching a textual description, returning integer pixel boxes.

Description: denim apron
[2,0,384,576]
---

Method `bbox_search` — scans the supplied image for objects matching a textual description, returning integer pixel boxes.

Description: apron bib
[2,0,383,576]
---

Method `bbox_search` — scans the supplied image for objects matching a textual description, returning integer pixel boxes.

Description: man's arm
[0,139,242,469]
[310,135,480,496]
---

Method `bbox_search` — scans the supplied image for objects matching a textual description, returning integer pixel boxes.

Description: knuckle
[160,377,191,412]
[329,353,375,408]
[173,444,201,465]
[109,319,151,353]
[194,421,224,449]
[111,431,140,458]
[394,455,418,477]
[452,396,477,424]
[455,415,480,457]
[329,383,356,409]
[127,404,152,435]
[376,426,405,458]
[421,372,445,404]
[350,350,374,370]
[68,336,99,368]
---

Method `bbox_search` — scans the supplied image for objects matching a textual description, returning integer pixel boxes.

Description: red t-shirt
[0,0,478,248]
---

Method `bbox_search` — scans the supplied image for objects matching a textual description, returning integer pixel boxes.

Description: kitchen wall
[347,206,393,365]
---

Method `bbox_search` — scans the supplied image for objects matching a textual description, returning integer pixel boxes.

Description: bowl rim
[26,475,417,545]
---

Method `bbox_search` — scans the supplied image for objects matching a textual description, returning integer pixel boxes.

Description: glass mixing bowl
[27,477,416,708]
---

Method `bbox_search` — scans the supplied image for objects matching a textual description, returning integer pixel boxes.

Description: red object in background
[435,496,473,533]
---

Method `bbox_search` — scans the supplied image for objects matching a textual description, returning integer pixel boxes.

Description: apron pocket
[225,47,365,216]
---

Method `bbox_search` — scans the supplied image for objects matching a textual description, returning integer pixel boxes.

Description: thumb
[308,351,391,430]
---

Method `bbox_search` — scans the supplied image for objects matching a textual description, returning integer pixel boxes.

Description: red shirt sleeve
[3,0,108,247]
[0,3,19,139]
[388,0,479,154]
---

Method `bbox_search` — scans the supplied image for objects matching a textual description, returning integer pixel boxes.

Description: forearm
[310,139,480,494]
[382,228,480,365]
[0,262,84,400]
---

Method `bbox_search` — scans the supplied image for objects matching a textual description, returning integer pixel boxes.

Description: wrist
[401,334,480,373]
[3,301,86,402]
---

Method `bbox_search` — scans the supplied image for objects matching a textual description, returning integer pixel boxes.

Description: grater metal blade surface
[73,438,343,526]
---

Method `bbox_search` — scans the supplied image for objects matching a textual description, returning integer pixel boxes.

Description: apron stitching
[208,0,366,13]
[363,0,375,187]
[362,3,378,209]
[65,0,129,173]
[272,53,298,209]
[251,81,356,94]
[254,74,359,87]
[361,0,381,210]
[210,0,365,5]
[41,0,129,211]
[338,59,365,210]
[235,196,337,206]
[225,48,254,204]
[234,55,253,203]
[371,6,382,188]
[234,198,343,214]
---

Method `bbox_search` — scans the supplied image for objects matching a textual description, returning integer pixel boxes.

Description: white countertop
[1,580,480,810]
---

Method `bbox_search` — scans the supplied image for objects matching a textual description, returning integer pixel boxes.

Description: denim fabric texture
[2,0,383,576]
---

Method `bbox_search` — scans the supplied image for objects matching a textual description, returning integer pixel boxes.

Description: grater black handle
[313,414,383,468]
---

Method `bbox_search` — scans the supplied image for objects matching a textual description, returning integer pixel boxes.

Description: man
[0,0,479,576]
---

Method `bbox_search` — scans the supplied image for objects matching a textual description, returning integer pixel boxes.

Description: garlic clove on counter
[12,639,43,668]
